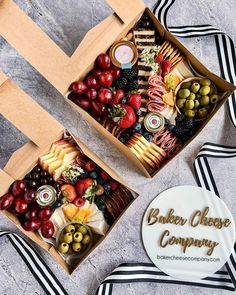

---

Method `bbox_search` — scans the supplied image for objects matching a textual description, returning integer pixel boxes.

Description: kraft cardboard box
[0,71,138,273]
[0,0,235,177]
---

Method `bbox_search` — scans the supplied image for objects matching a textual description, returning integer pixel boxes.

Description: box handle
[105,0,145,24]
[0,71,63,148]
[0,0,71,94]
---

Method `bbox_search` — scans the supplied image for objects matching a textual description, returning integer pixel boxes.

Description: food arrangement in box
[68,13,225,174]
[0,133,135,266]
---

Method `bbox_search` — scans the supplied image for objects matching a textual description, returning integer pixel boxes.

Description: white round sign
[142,186,235,281]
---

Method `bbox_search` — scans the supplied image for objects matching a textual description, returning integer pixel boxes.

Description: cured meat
[152,127,182,156]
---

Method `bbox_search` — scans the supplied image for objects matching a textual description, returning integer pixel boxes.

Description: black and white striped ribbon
[95,0,236,294]
[0,230,68,295]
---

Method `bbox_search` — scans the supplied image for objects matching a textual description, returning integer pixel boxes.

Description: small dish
[56,222,93,259]
[174,77,217,121]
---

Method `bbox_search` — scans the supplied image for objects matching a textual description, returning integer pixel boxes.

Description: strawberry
[109,104,136,129]
[100,171,110,180]
[109,179,120,191]
[110,88,125,105]
[76,178,94,197]
[61,184,77,202]
[127,93,142,110]
[161,60,172,76]
[155,52,164,64]
[84,161,96,171]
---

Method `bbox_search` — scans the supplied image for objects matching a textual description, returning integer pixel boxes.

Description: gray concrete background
[0,0,236,294]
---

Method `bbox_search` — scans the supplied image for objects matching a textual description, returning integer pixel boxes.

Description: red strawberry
[84,161,96,171]
[127,93,142,110]
[100,171,110,180]
[76,178,94,197]
[109,104,136,129]
[161,60,172,76]
[110,89,125,105]
[109,179,120,191]
[61,184,77,202]
[155,52,164,64]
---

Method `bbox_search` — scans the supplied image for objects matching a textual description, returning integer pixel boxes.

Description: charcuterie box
[0,71,138,273]
[0,0,235,177]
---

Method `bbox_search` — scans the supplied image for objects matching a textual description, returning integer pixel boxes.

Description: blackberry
[175,114,185,123]
[182,117,194,130]
[122,67,138,79]
[132,122,142,131]
[115,77,128,89]
[126,80,139,92]
[173,125,185,140]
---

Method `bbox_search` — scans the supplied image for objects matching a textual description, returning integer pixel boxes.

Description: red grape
[12,180,26,197]
[74,97,91,110]
[39,207,52,221]
[14,198,28,213]
[97,53,111,69]
[41,220,55,238]
[71,81,87,94]
[24,190,36,203]
[86,75,100,89]
[0,193,14,210]
[22,219,41,231]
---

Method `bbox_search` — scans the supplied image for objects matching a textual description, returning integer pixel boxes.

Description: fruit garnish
[98,88,113,103]
[0,193,14,210]
[61,184,77,203]
[74,97,91,110]
[71,81,87,94]
[109,104,136,129]
[155,52,164,64]
[127,92,142,110]
[99,71,114,88]
[86,75,100,90]
[100,171,110,180]
[84,161,96,172]
[97,53,111,70]
[73,197,85,207]
[161,60,172,76]
[110,88,125,105]
[76,178,94,197]
[162,90,174,106]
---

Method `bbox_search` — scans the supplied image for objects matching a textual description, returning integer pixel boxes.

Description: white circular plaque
[142,186,235,281]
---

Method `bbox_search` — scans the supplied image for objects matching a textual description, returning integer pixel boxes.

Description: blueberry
[103,183,111,194]
[97,178,106,185]
[136,129,143,135]
[90,172,98,179]
[136,109,142,116]
[98,203,107,212]
[121,97,127,104]
[53,200,62,209]
[95,195,106,206]
[143,132,153,142]
[133,122,142,131]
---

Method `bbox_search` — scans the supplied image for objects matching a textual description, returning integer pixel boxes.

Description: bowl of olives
[56,222,93,259]
[174,77,219,120]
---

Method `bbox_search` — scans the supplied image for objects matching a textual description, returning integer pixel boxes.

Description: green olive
[63,233,73,244]
[77,225,88,235]
[191,82,200,93]
[74,232,83,242]
[72,242,82,252]
[200,95,210,106]
[194,100,200,108]
[82,234,91,245]
[199,86,211,96]
[178,89,191,99]
[181,81,192,89]
[200,78,211,86]
[185,100,195,110]
[210,94,219,104]
[184,110,195,118]
[176,98,186,109]
[65,224,75,234]
[59,242,69,254]
[198,108,208,118]
[187,92,196,100]
[209,85,215,95]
